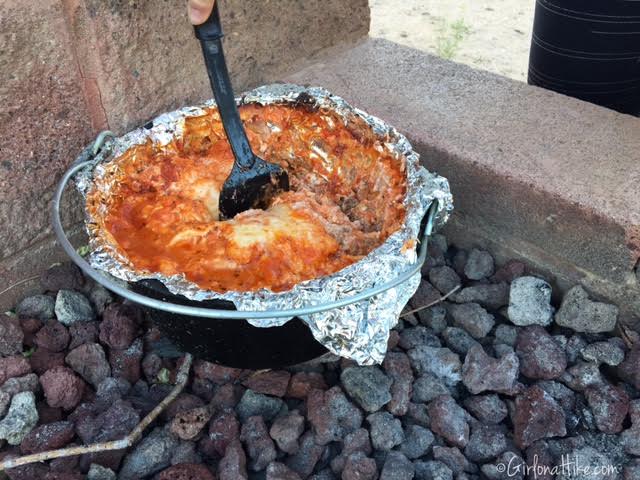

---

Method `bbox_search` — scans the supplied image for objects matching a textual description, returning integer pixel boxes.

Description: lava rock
[507,276,553,326]
[427,395,469,448]
[493,260,526,283]
[342,452,377,480]
[366,411,404,450]
[16,295,55,320]
[286,372,327,399]
[382,352,413,416]
[428,266,462,294]
[561,361,605,391]
[118,427,179,480]
[266,462,302,480]
[399,425,434,459]
[463,394,508,424]
[410,281,442,310]
[481,451,525,480]
[554,286,618,333]
[556,446,614,480]
[442,327,481,356]
[40,263,84,292]
[170,441,201,466]
[404,402,431,428]
[0,373,39,397]
[217,438,248,480]
[88,284,112,316]
[157,463,215,480]
[65,343,111,388]
[29,347,65,376]
[617,345,640,389]
[464,425,508,462]
[269,410,304,454]
[432,446,476,474]
[414,460,453,480]
[584,383,629,434]
[194,360,243,385]
[380,451,414,480]
[54,290,95,325]
[86,464,116,480]
[67,321,99,350]
[515,326,567,380]
[108,338,143,384]
[417,304,448,333]
[34,320,70,352]
[0,355,31,385]
[494,324,519,347]
[462,345,520,395]
[0,392,38,445]
[307,387,362,445]
[205,410,240,457]
[170,406,211,441]
[99,304,140,349]
[408,346,461,387]
[330,428,371,473]
[452,283,510,310]
[399,326,441,350]
[580,339,626,366]
[243,370,291,397]
[464,249,494,280]
[412,374,450,403]
[241,415,277,471]
[237,389,285,423]
[0,315,24,356]
[448,303,495,339]
[40,367,85,410]
[20,421,74,454]
[285,431,324,478]
[340,366,392,413]
[513,386,566,449]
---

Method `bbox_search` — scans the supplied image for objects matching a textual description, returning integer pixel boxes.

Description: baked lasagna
[87,103,407,293]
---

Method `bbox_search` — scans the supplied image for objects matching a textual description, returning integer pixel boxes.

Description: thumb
[188,0,215,25]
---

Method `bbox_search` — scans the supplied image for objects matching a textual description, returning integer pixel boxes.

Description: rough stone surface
[157,463,215,480]
[464,249,495,280]
[555,286,618,333]
[414,460,453,480]
[308,387,362,445]
[451,283,510,310]
[170,407,211,441]
[285,431,324,478]
[20,421,74,454]
[463,394,508,424]
[428,395,469,448]
[408,346,462,387]
[16,295,55,321]
[399,326,441,350]
[98,304,139,349]
[342,452,378,480]
[382,352,413,416]
[266,462,302,480]
[330,428,371,473]
[428,266,462,294]
[269,410,305,454]
[218,439,248,480]
[412,373,450,403]
[584,383,630,434]
[34,320,70,353]
[108,338,143,384]
[580,339,626,366]
[54,290,95,325]
[441,327,481,356]
[367,411,405,451]
[205,410,240,457]
[464,425,508,462]
[448,303,495,339]
[240,415,277,471]
[380,451,414,480]
[508,276,554,326]
[340,366,392,413]
[0,391,38,445]
[399,425,434,460]
[0,315,24,358]
[65,343,111,388]
[87,464,116,480]
[462,345,520,394]
[237,389,285,423]
[617,346,640,389]
[40,367,85,410]
[515,326,567,380]
[118,427,179,480]
[513,386,566,448]
[0,355,32,385]
[287,372,327,399]
[243,370,291,397]
[0,373,39,397]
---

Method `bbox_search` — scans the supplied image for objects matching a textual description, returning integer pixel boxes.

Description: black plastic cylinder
[528,0,640,115]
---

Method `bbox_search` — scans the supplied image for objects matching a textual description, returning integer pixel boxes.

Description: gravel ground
[370,0,534,82]
[0,237,639,479]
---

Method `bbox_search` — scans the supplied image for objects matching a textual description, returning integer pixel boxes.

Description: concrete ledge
[286,38,640,328]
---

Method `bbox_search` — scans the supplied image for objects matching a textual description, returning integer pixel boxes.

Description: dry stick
[399,284,461,318]
[0,353,193,472]
[0,275,41,298]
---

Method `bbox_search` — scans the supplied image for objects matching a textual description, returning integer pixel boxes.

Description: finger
[188,0,215,25]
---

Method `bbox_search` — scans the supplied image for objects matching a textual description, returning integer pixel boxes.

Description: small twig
[0,275,41,297]
[400,284,461,318]
[0,353,193,472]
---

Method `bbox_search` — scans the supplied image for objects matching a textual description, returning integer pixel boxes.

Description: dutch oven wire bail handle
[52,130,440,320]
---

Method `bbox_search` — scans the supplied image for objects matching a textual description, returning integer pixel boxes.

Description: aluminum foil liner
[75,84,453,365]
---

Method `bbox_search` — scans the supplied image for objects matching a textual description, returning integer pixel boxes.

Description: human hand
[188,0,215,25]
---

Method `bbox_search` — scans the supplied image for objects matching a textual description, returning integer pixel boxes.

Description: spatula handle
[195,4,255,168]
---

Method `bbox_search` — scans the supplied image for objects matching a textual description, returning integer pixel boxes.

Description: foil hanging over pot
[75,84,453,365]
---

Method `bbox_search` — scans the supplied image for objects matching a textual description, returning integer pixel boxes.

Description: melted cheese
[87,103,407,292]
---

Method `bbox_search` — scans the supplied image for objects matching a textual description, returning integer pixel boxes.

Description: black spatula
[194,4,289,220]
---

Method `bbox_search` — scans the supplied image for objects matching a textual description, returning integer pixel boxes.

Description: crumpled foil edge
[75,83,453,365]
